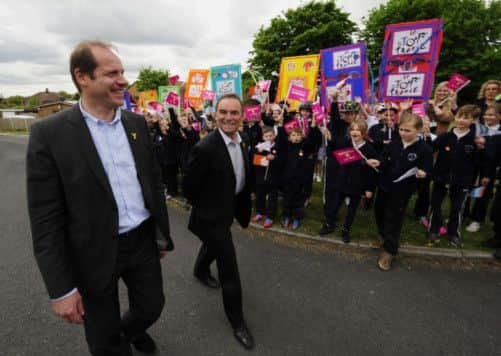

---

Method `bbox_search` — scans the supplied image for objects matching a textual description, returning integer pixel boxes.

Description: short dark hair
[69,40,114,92]
[262,126,275,135]
[456,104,481,120]
[215,93,243,113]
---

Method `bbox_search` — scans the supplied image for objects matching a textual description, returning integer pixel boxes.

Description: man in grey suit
[183,93,254,350]
[26,40,173,356]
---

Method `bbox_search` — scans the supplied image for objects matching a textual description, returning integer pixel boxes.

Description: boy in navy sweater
[428,105,490,246]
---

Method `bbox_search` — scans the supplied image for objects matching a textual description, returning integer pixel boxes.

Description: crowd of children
[144,79,501,271]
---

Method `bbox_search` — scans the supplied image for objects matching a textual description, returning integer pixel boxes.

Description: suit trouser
[81,224,164,356]
[491,184,501,240]
[194,229,244,328]
[304,158,315,199]
[375,187,414,256]
[162,164,179,197]
[429,183,469,238]
[255,183,278,219]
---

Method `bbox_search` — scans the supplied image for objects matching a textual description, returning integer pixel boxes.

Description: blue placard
[210,64,243,103]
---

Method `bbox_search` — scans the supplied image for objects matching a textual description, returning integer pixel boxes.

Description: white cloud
[0,0,385,97]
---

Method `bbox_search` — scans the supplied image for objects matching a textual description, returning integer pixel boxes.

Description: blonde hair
[478,80,501,100]
[433,81,451,102]
[349,118,368,136]
[399,112,423,130]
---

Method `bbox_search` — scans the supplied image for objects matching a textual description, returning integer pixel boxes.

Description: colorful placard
[320,43,369,110]
[184,69,210,111]
[378,19,443,102]
[201,89,216,101]
[244,105,261,122]
[333,147,363,165]
[446,73,470,92]
[138,90,158,109]
[276,54,320,111]
[158,85,180,115]
[210,63,243,103]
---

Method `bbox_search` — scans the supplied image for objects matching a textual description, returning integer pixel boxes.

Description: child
[281,125,321,230]
[467,104,501,232]
[251,126,282,228]
[375,112,433,270]
[428,105,490,246]
[319,119,379,242]
[368,102,400,153]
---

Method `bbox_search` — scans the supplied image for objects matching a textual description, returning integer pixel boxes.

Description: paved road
[1,134,501,356]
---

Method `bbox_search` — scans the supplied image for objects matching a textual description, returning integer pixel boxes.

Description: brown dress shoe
[377,251,394,271]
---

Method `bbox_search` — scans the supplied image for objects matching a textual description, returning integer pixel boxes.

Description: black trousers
[303,158,316,199]
[375,187,414,256]
[429,183,469,238]
[194,229,244,328]
[282,182,305,219]
[255,183,278,219]
[324,186,361,231]
[470,179,495,223]
[81,220,165,356]
[491,184,501,240]
[413,177,431,218]
[162,164,179,197]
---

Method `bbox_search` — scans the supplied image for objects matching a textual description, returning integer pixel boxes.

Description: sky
[0,0,386,97]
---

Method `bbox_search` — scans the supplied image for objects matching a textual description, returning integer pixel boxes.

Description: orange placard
[252,154,269,167]
[184,69,210,111]
[138,90,158,109]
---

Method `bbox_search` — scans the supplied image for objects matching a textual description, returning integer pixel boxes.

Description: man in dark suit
[183,93,254,350]
[26,40,174,356]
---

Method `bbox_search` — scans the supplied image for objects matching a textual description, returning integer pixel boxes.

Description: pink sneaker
[439,226,447,236]
[419,217,429,229]
[251,214,264,223]
[263,218,274,228]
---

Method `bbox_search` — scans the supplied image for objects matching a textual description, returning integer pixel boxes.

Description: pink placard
[191,122,201,132]
[288,84,310,102]
[201,90,216,101]
[182,97,190,109]
[284,118,301,134]
[244,105,261,122]
[257,80,271,92]
[446,73,470,92]
[333,147,363,165]
[168,75,179,86]
[164,91,179,106]
[411,103,426,118]
[147,101,164,114]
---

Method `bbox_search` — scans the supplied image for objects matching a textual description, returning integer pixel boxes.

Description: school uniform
[486,135,501,242]
[375,139,433,255]
[368,122,400,154]
[300,116,322,201]
[413,134,435,218]
[428,129,489,239]
[324,140,378,233]
[252,141,282,219]
[244,122,263,148]
[281,127,321,219]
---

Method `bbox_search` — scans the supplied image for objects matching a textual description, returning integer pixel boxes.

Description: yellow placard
[138,90,158,109]
[276,54,320,111]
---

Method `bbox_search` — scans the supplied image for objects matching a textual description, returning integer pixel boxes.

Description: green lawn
[0,130,29,135]
[257,180,494,251]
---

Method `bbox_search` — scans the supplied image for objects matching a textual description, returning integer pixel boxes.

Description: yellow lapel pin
[131,132,137,140]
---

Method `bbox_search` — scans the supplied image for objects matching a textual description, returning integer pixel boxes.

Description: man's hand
[51,291,84,324]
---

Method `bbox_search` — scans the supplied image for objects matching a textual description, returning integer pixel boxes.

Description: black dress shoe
[131,332,157,354]
[194,273,220,289]
[233,324,254,350]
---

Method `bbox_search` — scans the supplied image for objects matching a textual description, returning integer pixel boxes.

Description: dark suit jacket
[26,105,174,299]
[183,129,251,240]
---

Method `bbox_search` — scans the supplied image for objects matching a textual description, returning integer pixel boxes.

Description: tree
[58,91,74,100]
[248,1,357,82]
[136,67,170,92]
[26,97,40,110]
[360,0,501,102]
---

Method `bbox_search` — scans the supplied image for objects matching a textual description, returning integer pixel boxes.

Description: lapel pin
[131,132,137,140]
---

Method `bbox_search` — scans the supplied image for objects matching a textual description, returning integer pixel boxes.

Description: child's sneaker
[438,226,447,236]
[263,218,274,228]
[419,216,429,229]
[291,219,301,230]
[450,236,462,247]
[341,228,351,244]
[251,214,264,223]
[281,217,290,228]
[466,221,481,232]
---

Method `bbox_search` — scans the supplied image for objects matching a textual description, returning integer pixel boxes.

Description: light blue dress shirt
[79,101,150,234]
